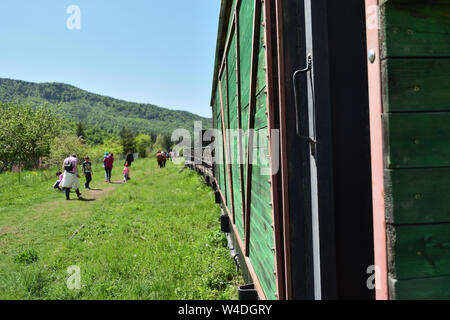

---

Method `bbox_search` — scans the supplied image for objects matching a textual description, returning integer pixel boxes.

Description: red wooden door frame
[365,0,389,300]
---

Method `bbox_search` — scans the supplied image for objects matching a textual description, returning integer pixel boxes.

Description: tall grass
[0,169,55,188]
[0,159,242,300]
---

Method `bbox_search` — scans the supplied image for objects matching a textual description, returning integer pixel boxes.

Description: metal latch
[293,54,312,137]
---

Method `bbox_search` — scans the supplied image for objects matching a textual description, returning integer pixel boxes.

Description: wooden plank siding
[211,0,277,300]
[380,0,450,299]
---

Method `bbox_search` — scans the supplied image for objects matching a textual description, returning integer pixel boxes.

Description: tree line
[0,78,212,138]
[0,102,174,174]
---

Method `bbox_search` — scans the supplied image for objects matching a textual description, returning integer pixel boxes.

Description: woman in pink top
[103,153,114,183]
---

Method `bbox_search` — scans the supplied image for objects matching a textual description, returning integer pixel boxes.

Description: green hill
[0,78,212,136]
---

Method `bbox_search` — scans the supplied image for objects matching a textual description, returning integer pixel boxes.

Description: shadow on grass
[77,197,96,202]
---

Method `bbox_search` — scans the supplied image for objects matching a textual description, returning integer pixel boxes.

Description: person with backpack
[162,152,167,167]
[103,152,109,181]
[156,151,166,168]
[60,154,82,200]
[125,150,134,167]
[103,153,114,183]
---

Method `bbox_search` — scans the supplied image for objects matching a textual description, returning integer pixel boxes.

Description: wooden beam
[219,76,235,224]
[365,0,389,300]
[234,7,246,230]
[225,60,236,223]
[244,0,262,257]
[262,0,285,301]
[218,13,236,80]
[275,0,293,300]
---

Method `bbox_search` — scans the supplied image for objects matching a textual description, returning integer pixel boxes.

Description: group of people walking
[155,150,174,168]
[53,150,135,200]
[53,150,175,200]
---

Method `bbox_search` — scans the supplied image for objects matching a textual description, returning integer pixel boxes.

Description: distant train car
[205,0,450,300]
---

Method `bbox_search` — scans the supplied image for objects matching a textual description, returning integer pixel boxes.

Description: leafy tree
[46,134,89,168]
[102,138,123,159]
[0,102,60,171]
[153,134,169,153]
[135,134,152,158]
[119,126,136,155]
[76,121,86,141]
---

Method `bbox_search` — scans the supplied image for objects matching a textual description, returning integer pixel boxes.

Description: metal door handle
[293,54,312,137]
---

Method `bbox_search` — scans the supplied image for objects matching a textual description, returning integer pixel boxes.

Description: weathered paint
[380,0,450,299]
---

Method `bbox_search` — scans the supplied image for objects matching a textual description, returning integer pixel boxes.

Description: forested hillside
[0,78,212,136]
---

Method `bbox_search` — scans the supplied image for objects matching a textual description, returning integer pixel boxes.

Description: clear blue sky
[0,1,221,118]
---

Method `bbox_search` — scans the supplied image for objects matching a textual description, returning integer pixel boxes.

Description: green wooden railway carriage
[207,0,450,300]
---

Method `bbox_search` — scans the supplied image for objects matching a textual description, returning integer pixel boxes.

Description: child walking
[53,171,63,191]
[82,156,93,189]
[123,163,130,182]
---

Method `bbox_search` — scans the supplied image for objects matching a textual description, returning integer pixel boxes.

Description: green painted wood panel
[227,33,244,233]
[390,275,450,300]
[382,58,450,112]
[238,0,254,110]
[217,89,228,205]
[221,71,233,208]
[385,168,450,224]
[381,0,450,300]
[255,12,267,94]
[388,224,450,280]
[212,0,275,300]
[381,2,450,57]
[383,113,450,168]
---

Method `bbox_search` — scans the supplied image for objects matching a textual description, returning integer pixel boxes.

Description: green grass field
[0,159,241,299]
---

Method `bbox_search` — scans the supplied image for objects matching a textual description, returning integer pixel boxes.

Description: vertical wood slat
[234,4,246,231]
[262,0,285,301]
[219,89,227,207]
[218,13,236,82]
[245,0,263,257]
[274,0,292,300]
[365,0,389,300]
[225,61,236,222]
[219,76,235,224]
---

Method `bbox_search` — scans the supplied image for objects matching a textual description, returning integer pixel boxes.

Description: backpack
[64,159,73,172]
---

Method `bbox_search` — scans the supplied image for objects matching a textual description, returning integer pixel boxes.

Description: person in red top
[156,151,166,168]
[123,163,130,182]
[103,153,114,183]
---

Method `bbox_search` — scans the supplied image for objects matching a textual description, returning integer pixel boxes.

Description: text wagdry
[222,304,272,316]
[178,304,272,317]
